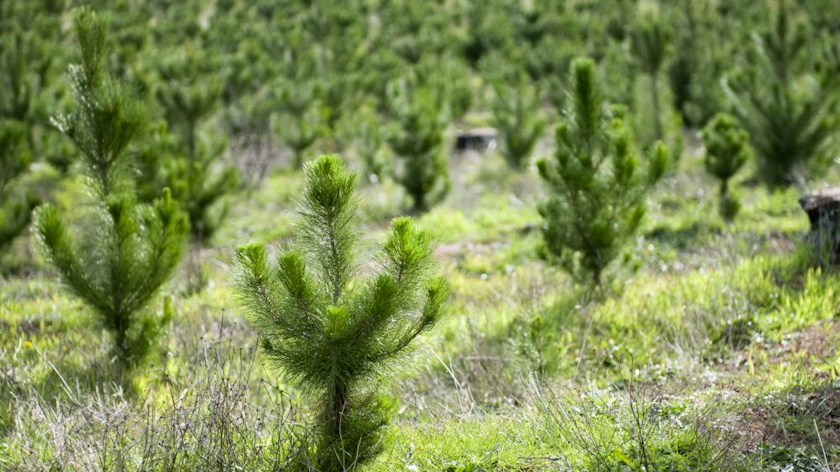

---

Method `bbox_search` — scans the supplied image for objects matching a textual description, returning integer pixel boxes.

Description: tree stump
[798,187,840,263]
[454,128,497,154]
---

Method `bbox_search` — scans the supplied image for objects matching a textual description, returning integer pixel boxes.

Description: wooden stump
[798,187,840,263]
[454,128,497,154]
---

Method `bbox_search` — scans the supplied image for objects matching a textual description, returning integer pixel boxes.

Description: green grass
[2,146,839,471]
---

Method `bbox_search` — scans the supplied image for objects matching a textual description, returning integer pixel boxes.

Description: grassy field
[2,135,838,471]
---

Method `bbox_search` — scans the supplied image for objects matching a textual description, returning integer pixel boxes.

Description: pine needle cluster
[235,155,447,470]
[33,9,189,372]
[537,58,668,287]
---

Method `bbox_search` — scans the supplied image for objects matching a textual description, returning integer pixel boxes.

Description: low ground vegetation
[2,1,840,471]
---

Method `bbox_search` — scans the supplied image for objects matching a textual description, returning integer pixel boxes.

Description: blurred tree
[723,1,837,187]
[34,9,188,372]
[0,121,38,253]
[385,79,451,213]
[630,15,671,143]
[151,45,239,242]
[353,104,390,183]
[702,113,751,222]
[491,76,547,169]
[538,58,668,287]
[273,76,327,169]
[236,155,447,470]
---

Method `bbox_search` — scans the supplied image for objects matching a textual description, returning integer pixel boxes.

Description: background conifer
[385,79,451,212]
[0,121,38,253]
[537,58,668,287]
[150,46,239,242]
[702,113,751,222]
[491,76,547,169]
[723,1,836,187]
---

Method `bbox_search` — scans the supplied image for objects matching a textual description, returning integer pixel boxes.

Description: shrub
[33,9,189,372]
[702,113,751,222]
[537,58,668,287]
[235,154,447,470]
[723,2,836,187]
[491,76,547,169]
[386,79,451,212]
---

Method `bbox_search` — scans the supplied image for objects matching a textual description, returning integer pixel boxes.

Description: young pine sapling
[537,58,668,287]
[702,113,751,222]
[386,79,451,212]
[235,155,447,470]
[33,9,189,372]
[491,76,547,169]
[723,1,836,187]
[154,46,239,242]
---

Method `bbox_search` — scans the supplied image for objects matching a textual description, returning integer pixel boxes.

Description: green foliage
[50,13,145,196]
[723,2,837,187]
[702,113,751,222]
[34,9,189,371]
[273,77,328,169]
[386,79,451,212]
[147,45,239,242]
[537,58,668,287]
[235,155,447,470]
[630,14,671,144]
[666,0,727,128]
[353,105,390,182]
[490,76,547,169]
[0,121,38,253]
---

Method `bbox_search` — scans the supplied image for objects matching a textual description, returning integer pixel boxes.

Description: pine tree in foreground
[491,76,547,169]
[537,58,668,287]
[235,155,447,470]
[702,113,751,222]
[723,1,836,187]
[33,9,188,372]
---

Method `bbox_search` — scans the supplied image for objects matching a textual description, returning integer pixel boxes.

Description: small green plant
[235,155,447,470]
[0,121,38,253]
[702,113,751,222]
[723,1,836,187]
[491,76,547,169]
[386,79,451,212]
[537,58,668,287]
[33,9,189,372]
